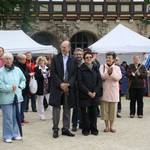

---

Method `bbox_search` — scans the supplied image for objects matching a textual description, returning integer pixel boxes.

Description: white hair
[3,52,14,60]
[17,54,26,59]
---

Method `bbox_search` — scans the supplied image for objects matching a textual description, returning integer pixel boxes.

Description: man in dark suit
[49,40,77,138]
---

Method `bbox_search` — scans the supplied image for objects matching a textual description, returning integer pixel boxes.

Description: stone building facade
[3,0,150,51]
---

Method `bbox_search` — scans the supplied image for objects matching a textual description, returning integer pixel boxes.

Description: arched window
[70,31,97,51]
[31,31,59,48]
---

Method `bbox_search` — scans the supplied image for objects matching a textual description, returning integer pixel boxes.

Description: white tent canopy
[0,30,57,54]
[89,24,150,54]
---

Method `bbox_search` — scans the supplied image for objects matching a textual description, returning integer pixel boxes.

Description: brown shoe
[110,128,116,133]
[23,120,29,124]
[103,128,109,132]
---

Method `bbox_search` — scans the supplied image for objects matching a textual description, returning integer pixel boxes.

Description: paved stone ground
[0,97,150,150]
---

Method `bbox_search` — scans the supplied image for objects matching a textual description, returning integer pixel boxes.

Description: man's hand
[136,70,140,76]
[131,72,135,76]
[60,83,70,93]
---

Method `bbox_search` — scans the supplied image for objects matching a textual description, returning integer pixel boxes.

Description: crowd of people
[0,40,149,143]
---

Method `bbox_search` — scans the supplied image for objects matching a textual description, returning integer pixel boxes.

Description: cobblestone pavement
[0,97,150,150]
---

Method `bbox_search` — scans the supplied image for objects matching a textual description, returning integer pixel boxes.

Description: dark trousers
[26,94,36,112]
[129,88,144,116]
[52,105,71,131]
[72,107,79,127]
[20,102,24,122]
[72,107,82,128]
[117,96,122,113]
[96,106,100,116]
[20,94,28,122]
[43,96,48,110]
[80,105,97,132]
[52,93,71,131]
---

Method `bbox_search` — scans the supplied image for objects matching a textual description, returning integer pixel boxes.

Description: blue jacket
[0,66,26,105]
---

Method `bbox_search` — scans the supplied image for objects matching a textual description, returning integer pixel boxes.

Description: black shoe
[117,113,122,118]
[91,130,98,135]
[72,126,77,132]
[79,124,83,129]
[53,130,59,138]
[32,110,37,112]
[62,129,75,137]
[82,130,90,136]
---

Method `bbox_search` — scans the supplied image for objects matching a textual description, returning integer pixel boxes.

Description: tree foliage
[0,0,35,31]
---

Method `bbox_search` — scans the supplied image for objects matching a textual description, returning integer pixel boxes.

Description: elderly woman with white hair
[0,53,26,143]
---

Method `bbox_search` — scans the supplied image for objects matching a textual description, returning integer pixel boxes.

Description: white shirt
[62,54,69,80]
[39,65,48,72]
[39,65,48,78]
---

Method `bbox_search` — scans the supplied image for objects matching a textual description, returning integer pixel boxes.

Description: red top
[26,60,35,73]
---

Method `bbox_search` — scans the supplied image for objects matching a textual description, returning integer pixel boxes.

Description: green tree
[141,0,150,25]
[0,0,36,31]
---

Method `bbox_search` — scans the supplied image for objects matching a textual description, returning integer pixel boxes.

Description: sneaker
[40,116,46,121]
[13,136,22,141]
[117,113,122,118]
[130,114,135,118]
[4,139,12,143]
[138,115,143,118]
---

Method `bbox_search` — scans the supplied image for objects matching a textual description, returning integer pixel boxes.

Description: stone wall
[6,19,150,46]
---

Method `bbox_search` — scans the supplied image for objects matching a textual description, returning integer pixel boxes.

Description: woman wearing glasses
[78,51,103,136]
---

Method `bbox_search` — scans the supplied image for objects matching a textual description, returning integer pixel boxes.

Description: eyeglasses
[85,56,92,59]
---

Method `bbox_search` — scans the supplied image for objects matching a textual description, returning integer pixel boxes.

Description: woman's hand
[12,85,16,92]
[88,91,96,98]
[108,67,113,75]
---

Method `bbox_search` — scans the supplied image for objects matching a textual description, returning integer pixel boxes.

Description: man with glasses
[71,48,84,132]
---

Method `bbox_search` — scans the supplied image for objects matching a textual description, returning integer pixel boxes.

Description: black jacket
[15,61,30,95]
[128,64,147,89]
[49,53,77,107]
[78,63,103,107]
[34,66,50,95]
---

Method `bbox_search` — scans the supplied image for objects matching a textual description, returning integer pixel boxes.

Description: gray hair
[17,54,26,59]
[74,48,83,53]
[3,52,14,60]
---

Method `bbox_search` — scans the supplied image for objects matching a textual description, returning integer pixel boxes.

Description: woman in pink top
[100,52,122,133]
[0,47,4,68]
